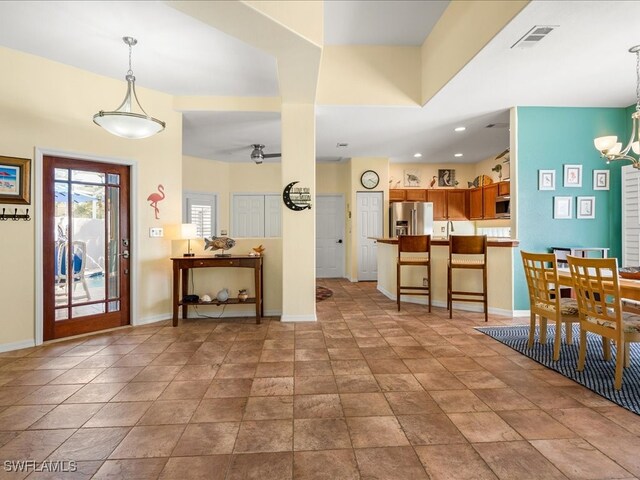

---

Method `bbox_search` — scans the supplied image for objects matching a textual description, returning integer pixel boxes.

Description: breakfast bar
[374,237,519,315]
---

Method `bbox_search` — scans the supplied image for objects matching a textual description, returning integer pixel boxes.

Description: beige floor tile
[430,389,491,413]
[472,388,537,411]
[294,394,343,418]
[346,416,409,448]
[0,404,55,430]
[398,413,466,445]
[250,377,294,396]
[49,427,130,461]
[92,458,167,480]
[294,449,358,480]
[29,403,103,429]
[294,376,338,394]
[226,452,293,480]
[64,383,125,403]
[448,412,522,443]
[109,425,184,458]
[0,429,75,462]
[191,397,247,422]
[85,402,152,427]
[355,446,429,480]
[415,443,498,480]
[205,378,253,398]
[158,455,230,480]
[294,417,351,451]
[173,422,239,456]
[474,440,568,480]
[244,396,293,420]
[340,392,393,416]
[384,391,441,415]
[138,399,199,425]
[498,410,577,440]
[157,381,209,400]
[110,381,168,402]
[233,420,292,453]
[255,361,294,377]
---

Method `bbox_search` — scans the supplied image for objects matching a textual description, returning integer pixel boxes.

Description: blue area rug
[476,324,640,415]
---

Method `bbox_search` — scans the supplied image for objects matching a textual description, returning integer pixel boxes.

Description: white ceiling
[324,0,449,46]
[0,1,639,165]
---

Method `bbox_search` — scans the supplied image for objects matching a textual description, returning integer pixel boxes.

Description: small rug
[316,286,333,302]
[476,324,640,415]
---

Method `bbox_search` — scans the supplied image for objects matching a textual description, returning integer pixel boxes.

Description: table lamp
[180,223,198,257]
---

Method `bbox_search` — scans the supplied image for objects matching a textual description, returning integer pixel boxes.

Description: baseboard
[377,285,517,318]
[512,310,531,317]
[280,314,317,322]
[133,314,172,326]
[0,339,36,353]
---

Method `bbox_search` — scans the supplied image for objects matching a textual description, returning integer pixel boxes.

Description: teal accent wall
[514,107,627,310]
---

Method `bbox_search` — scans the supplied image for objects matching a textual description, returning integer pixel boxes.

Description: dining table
[556,267,640,302]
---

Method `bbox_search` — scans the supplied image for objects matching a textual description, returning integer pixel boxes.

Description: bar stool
[397,235,431,312]
[447,235,488,321]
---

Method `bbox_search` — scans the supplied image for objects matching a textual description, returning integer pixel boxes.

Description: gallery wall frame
[593,170,610,191]
[0,155,31,204]
[539,170,555,190]
[554,196,573,219]
[563,164,582,188]
[577,196,596,219]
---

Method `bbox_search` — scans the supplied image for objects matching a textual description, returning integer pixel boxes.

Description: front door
[316,195,345,278]
[357,191,383,281]
[43,155,130,340]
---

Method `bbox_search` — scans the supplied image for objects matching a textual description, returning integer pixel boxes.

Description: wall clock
[361,170,379,189]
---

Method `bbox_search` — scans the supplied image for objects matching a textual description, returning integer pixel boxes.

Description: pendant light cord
[127,41,133,77]
[636,49,640,112]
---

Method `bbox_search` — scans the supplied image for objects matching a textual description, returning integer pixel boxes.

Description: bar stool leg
[448,265,453,319]
[482,265,488,322]
[427,261,432,313]
[396,262,401,312]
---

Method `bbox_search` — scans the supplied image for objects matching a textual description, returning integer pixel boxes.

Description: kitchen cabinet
[446,190,468,220]
[405,189,427,201]
[469,188,483,219]
[427,190,446,220]
[389,189,406,202]
[498,181,510,196]
[483,183,499,219]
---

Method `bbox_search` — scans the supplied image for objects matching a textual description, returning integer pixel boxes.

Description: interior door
[316,195,345,278]
[357,191,383,281]
[43,156,130,340]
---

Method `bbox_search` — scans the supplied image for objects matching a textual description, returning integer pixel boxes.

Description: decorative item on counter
[201,294,212,303]
[146,184,165,220]
[467,175,493,188]
[252,244,265,256]
[491,163,503,180]
[429,176,437,188]
[454,180,459,187]
[204,235,236,257]
[438,169,455,187]
[216,288,229,302]
[238,289,248,302]
[404,169,420,187]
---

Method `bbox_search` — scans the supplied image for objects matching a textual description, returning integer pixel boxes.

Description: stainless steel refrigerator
[390,202,434,237]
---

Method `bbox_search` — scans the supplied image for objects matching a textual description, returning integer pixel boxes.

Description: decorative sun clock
[361,170,379,189]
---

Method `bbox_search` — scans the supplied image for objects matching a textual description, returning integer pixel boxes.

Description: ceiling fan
[250,144,281,164]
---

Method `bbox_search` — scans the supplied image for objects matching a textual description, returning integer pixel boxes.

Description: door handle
[337,239,343,244]
[120,250,130,259]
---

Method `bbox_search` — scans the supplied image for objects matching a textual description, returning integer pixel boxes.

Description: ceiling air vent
[336,142,349,148]
[511,25,557,49]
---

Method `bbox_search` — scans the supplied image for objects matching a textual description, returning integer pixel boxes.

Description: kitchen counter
[373,237,519,247]
[375,238,517,315]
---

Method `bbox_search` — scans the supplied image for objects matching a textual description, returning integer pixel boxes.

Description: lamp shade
[594,135,618,152]
[93,111,164,139]
[181,223,198,239]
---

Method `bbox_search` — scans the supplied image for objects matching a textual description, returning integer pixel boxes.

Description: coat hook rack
[0,208,30,221]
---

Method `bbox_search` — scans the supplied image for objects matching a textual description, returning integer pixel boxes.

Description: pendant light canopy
[93,37,165,139]
[594,45,640,168]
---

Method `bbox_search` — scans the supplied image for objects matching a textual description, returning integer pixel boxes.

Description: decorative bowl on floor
[620,267,640,280]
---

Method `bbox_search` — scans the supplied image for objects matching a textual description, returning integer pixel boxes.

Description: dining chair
[567,255,640,390]
[55,240,91,300]
[447,235,488,321]
[397,235,431,312]
[521,251,579,361]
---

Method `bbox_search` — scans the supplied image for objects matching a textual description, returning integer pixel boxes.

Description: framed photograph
[0,155,31,204]
[577,196,596,219]
[553,196,573,219]
[438,169,455,187]
[593,170,610,190]
[564,164,582,188]
[404,169,421,187]
[538,170,555,190]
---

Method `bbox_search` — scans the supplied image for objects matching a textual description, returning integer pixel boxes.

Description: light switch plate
[149,227,163,238]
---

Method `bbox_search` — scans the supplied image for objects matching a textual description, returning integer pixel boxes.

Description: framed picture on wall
[563,164,582,187]
[553,196,573,219]
[577,196,596,219]
[0,155,31,204]
[593,170,610,190]
[438,169,455,187]
[404,169,421,187]
[538,170,555,190]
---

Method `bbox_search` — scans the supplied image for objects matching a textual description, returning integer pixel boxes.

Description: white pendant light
[594,45,640,167]
[93,37,165,139]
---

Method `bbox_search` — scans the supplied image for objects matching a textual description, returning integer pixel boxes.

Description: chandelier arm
[112,77,134,113]
[620,114,638,156]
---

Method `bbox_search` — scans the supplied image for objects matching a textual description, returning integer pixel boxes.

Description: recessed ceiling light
[454,153,463,157]
[413,153,422,158]
[454,127,466,132]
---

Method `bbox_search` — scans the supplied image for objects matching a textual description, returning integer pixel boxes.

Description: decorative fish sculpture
[204,236,236,252]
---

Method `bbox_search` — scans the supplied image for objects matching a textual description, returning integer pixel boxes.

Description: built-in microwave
[496,195,510,218]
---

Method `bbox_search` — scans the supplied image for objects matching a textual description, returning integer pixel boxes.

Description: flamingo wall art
[147,184,165,220]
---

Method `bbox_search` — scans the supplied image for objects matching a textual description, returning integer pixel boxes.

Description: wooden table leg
[181,268,189,320]
[172,263,179,327]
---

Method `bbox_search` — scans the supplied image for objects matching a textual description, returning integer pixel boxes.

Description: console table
[171,255,263,326]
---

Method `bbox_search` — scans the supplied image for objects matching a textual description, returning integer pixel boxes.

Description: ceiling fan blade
[263,153,281,158]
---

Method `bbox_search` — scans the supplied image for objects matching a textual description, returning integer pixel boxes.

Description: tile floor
[1,279,640,479]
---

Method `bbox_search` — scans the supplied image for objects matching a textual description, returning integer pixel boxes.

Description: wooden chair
[567,255,640,390]
[397,235,431,312]
[447,235,488,321]
[521,251,579,360]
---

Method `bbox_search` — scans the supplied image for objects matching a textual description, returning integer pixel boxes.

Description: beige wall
[0,46,182,347]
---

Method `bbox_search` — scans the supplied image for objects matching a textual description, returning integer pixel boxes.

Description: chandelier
[594,45,640,168]
[93,37,165,139]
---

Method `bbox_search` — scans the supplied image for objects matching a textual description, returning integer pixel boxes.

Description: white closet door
[623,165,640,266]
[233,195,264,237]
[264,194,282,238]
